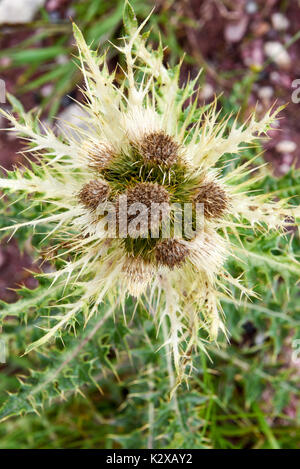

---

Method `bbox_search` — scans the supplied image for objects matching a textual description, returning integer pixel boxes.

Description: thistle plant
[0,2,299,393]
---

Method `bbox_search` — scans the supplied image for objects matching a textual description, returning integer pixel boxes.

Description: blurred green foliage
[0,0,190,118]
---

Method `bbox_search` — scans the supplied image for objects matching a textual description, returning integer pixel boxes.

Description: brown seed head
[78,179,110,210]
[117,182,170,231]
[155,239,189,269]
[194,181,228,220]
[126,182,170,209]
[83,141,114,171]
[138,131,179,167]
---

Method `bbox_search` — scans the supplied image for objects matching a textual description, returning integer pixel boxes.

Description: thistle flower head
[78,179,110,210]
[0,2,299,385]
[194,180,229,220]
[155,239,189,269]
[137,131,180,167]
[124,182,170,213]
[83,141,115,171]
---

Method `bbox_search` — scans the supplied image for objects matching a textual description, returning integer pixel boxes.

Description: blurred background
[0,0,299,449]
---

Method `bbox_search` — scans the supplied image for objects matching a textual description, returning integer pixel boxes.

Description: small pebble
[270,71,281,83]
[47,0,64,11]
[245,1,258,15]
[225,16,249,43]
[258,86,274,100]
[271,13,290,31]
[0,56,12,67]
[264,41,291,69]
[252,21,270,37]
[276,140,297,154]
[200,83,214,100]
[0,0,45,24]
[255,333,265,346]
[41,84,53,97]
[56,54,68,65]
[279,163,291,174]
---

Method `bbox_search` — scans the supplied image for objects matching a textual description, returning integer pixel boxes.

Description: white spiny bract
[0,5,299,384]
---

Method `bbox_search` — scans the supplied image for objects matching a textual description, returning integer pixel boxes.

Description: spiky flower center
[126,182,169,209]
[78,180,110,210]
[137,131,180,167]
[194,181,228,219]
[113,182,170,243]
[78,131,230,269]
[155,239,189,269]
[125,182,170,223]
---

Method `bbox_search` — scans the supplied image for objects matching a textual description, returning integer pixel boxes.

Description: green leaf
[252,402,281,449]
[123,0,138,35]
[10,47,67,65]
